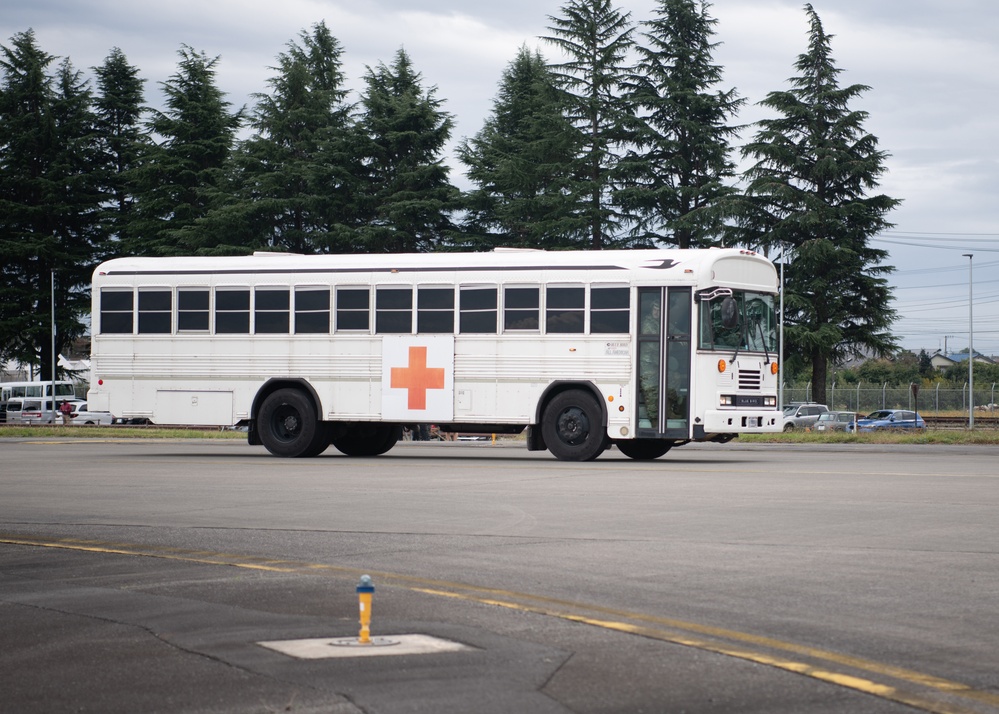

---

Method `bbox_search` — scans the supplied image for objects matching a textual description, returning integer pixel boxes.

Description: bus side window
[295,288,330,334]
[459,286,497,334]
[590,286,629,333]
[100,289,134,334]
[417,287,454,334]
[178,289,210,331]
[546,286,584,334]
[138,290,172,334]
[504,286,539,331]
[336,288,369,331]
[255,288,290,334]
[375,287,413,334]
[215,289,250,334]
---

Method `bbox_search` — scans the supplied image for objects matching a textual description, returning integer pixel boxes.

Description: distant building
[929,350,996,370]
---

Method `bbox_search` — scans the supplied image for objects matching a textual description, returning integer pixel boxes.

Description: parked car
[4,399,23,424]
[70,402,114,426]
[855,409,926,431]
[10,398,84,424]
[782,402,829,431]
[814,411,857,432]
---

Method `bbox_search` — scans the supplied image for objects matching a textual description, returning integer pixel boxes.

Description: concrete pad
[258,633,474,659]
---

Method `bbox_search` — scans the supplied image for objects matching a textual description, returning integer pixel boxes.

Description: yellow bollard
[356,574,374,644]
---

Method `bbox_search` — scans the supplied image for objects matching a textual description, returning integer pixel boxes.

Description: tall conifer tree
[0,31,101,378]
[619,0,743,248]
[355,49,458,253]
[458,46,583,249]
[127,46,242,255]
[544,0,634,249]
[741,4,899,405]
[93,47,146,256]
[216,22,360,254]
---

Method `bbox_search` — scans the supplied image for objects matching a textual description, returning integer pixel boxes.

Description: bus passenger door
[637,287,691,437]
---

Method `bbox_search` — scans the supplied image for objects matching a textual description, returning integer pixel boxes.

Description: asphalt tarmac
[2,438,998,714]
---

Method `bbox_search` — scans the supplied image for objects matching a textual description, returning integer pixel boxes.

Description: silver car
[814,411,857,432]
[782,402,829,431]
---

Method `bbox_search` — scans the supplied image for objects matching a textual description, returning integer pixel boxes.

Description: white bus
[87,248,782,461]
[1,380,77,403]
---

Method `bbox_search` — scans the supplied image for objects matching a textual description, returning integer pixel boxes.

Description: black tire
[616,439,672,460]
[542,389,607,462]
[331,424,402,456]
[257,388,327,458]
[783,422,795,432]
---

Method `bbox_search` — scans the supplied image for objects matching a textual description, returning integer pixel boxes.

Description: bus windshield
[698,290,778,353]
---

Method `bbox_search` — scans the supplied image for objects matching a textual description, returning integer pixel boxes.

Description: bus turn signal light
[717,359,727,373]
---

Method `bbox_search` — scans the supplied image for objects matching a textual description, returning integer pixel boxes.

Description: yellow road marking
[3,534,996,714]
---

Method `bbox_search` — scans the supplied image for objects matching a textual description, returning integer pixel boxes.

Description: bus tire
[542,389,606,462]
[258,388,326,458]
[331,424,402,456]
[616,439,672,460]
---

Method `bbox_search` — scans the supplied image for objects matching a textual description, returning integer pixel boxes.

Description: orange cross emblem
[390,345,446,410]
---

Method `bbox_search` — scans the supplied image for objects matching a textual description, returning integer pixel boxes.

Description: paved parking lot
[2,438,998,713]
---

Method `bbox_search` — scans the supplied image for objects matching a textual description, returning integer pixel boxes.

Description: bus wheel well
[531,381,608,456]
[535,381,608,426]
[249,379,323,446]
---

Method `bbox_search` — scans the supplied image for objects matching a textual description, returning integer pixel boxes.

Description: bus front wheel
[258,388,329,457]
[542,390,607,462]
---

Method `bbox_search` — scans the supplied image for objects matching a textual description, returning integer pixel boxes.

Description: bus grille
[739,370,762,390]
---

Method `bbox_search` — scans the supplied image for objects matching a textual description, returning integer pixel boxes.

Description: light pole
[963,254,973,429]
[51,270,57,405]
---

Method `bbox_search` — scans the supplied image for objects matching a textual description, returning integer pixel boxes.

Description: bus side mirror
[720,297,739,330]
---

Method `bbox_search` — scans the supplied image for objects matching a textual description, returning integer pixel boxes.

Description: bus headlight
[764,396,776,407]
[720,395,735,406]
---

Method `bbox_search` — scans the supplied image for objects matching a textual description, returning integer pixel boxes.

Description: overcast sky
[4,0,998,359]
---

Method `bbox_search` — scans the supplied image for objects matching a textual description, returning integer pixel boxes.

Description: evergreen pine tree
[619,0,743,249]
[544,0,634,249]
[214,22,360,254]
[93,47,146,257]
[0,31,102,379]
[355,49,458,253]
[457,46,583,249]
[127,46,242,255]
[741,4,899,405]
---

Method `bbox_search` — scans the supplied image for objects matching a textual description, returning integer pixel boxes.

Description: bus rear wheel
[331,423,402,456]
[616,439,672,460]
[258,388,328,458]
[542,390,607,462]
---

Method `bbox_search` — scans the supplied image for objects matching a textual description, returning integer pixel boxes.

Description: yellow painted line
[415,588,994,714]
[4,534,996,714]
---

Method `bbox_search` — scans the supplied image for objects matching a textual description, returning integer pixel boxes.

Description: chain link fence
[783,382,999,415]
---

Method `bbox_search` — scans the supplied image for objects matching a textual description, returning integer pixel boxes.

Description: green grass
[740,429,999,446]
[0,425,246,439]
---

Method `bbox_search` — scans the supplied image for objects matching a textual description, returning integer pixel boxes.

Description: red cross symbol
[390,345,445,410]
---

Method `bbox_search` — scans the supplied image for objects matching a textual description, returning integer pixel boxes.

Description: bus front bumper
[701,410,783,434]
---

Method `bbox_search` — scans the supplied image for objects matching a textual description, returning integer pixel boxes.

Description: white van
[12,398,82,425]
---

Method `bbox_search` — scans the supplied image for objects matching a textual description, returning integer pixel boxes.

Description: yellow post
[356,575,374,644]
